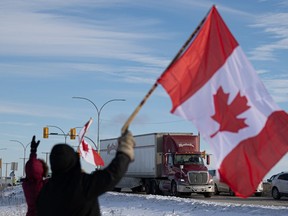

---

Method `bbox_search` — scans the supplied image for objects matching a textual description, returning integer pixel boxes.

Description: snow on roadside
[0,186,287,216]
[99,192,288,216]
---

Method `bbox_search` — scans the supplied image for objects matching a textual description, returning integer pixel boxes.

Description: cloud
[0,102,74,119]
[263,79,288,103]
[0,0,257,86]
[0,14,159,58]
[0,121,35,126]
[0,0,174,88]
[249,12,288,61]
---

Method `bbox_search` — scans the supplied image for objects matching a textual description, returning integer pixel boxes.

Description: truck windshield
[174,154,204,165]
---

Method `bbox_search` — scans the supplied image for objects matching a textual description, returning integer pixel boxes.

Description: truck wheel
[150,180,159,195]
[171,181,178,197]
[214,184,219,195]
[113,188,121,192]
[204,192,212,198]
[145,182,151,194]
[132,185,143,193]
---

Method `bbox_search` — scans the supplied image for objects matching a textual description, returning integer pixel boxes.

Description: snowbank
[0,186,287,216]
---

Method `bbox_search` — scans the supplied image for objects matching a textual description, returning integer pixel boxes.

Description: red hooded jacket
[22,152,47,216]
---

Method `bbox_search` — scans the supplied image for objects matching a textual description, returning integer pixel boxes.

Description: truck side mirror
[206,155,210,165]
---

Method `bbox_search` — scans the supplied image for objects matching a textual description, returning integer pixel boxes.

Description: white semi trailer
[100,132,214,197]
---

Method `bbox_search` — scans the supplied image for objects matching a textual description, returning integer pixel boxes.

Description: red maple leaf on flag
[82,140,89,153]
[211,86,250,138]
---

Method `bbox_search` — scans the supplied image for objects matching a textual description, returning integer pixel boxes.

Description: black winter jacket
[36,152,130,216]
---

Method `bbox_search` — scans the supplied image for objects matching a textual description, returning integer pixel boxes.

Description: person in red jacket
[22,136,48,216]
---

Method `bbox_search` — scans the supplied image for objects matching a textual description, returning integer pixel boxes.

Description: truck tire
[171,181,178,197]
[150,180,159,195]
[145,182,151,194]
[132,185,144,193]
[214,184,219,195]
[145,180,160,195]
[113,187,121,192]
[203,192,213,198]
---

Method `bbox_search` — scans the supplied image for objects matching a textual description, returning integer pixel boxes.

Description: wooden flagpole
[121,7,212,134]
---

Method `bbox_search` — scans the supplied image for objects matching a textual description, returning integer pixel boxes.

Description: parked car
[209,169,263,196]
[271,172,288,200]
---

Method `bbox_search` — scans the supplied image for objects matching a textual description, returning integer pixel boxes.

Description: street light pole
[0,148,7,177]
[4,162,11,180]
[72,97,125,155]
[46,125,68,143]
[42,152,50,164]
[10,140,30,177]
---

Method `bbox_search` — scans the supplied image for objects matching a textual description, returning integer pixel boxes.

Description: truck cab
[160,134,214,197]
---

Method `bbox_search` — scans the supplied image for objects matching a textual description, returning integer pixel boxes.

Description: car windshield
[174,154,204,165]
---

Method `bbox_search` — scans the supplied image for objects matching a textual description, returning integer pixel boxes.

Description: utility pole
[42,152,50,164]
[3,162,11,184]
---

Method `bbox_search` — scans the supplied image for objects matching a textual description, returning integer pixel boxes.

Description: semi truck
[100,132,214,197]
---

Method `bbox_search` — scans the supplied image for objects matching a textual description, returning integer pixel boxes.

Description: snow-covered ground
[0,186,287,216]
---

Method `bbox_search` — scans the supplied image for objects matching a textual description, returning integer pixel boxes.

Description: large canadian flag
[157,6,288,197]
[78,118,104,167]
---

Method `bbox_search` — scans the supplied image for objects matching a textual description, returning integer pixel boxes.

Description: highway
[192,194,288,207]
[122,188,288,207]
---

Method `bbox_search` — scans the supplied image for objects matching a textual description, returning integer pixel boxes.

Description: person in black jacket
[36,131,135,216]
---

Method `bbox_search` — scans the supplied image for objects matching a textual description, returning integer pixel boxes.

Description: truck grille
[188,171,208,185]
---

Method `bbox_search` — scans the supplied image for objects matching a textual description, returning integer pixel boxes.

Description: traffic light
[43,127,49,138]
[70,128,76,140]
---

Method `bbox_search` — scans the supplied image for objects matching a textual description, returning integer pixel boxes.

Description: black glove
[31,135,40,153]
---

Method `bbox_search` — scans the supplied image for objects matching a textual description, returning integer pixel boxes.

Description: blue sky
[0,0,288,179]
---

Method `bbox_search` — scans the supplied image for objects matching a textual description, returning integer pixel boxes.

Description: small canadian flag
[78,118,104,167]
